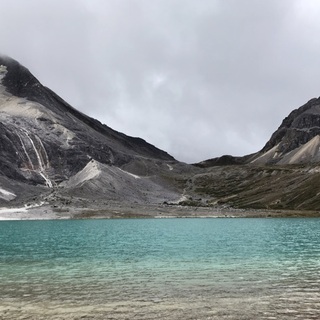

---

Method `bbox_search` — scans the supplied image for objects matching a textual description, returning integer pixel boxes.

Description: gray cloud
[1,0,320,162]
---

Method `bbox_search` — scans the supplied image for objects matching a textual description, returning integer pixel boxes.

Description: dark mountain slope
[197,97,320,167]
[251,97,320,164]
[187,97,320,211]
[261,98,320,154]
[0,55,175,190]
[0,56,174,160]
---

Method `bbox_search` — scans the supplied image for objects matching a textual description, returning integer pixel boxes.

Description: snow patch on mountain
[167,164,173,171]
[15,128,53,187]
[118,168,141,179]
[0,187,16,201]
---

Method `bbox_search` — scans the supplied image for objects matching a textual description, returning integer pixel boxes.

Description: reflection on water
[0,218,320,319]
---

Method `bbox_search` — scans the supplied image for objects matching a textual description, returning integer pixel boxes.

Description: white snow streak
[0,187,16,201]
[118,168,141,179]
[167,164,173,171]
[35,135,50,167]
[20,129,53,188]
[17,131,35,170]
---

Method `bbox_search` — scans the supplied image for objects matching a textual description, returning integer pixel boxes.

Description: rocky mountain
[197,97,320,167]
[0,55,184,207]
[252,97,320,165]
[1,54,320,215]
[190,97,320,212]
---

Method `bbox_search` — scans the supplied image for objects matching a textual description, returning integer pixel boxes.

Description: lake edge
[0,203,319,220]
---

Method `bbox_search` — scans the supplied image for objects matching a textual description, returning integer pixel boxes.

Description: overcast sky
[1,0,320,163]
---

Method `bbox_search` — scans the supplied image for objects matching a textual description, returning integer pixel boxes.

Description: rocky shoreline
[0,202,319,220]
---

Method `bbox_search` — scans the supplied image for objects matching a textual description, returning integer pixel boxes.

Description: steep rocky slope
[2,55,320,214]
[198,97,320,167]
[258,98,320,160]
[250,97,320,165]
[0,55,183,206]
[190,97,320,211]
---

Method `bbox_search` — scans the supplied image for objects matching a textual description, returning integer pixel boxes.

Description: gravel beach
[0,202,319,220]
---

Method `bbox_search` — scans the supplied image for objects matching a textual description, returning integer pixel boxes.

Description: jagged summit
[197,97,320,167]
[0,55,42,99]
[252,97,320,164]
[261,97,320,153]
[0,56,174,160]
[190,97,320,212]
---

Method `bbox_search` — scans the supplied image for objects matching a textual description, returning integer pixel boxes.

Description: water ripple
[0,218,320,319]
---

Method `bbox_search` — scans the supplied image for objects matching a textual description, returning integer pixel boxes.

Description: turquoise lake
[0,218,320,319]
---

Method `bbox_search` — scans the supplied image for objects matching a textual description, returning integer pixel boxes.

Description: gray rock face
[252,98,320,164]
[5,54,320,212]
[261,98,320,154]
[0,55,175,190]
[195,97,320,167]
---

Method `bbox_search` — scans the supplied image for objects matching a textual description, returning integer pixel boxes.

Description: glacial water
[0,218,320,319]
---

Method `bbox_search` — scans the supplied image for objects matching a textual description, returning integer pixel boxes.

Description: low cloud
[1,0,319,162]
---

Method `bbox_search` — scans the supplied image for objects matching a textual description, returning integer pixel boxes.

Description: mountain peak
[262,97,320,153]
[0,55,47,108]
[0,55,175,197]
[251,97,320,164]
[196,96,320,167]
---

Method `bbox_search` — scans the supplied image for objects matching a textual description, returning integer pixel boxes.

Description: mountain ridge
[1,55,320,215]
[0,55,185,211]
[197,97,320,167]
[0,56,176,187]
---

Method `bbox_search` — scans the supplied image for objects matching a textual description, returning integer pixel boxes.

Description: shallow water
[0,218,320,319]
